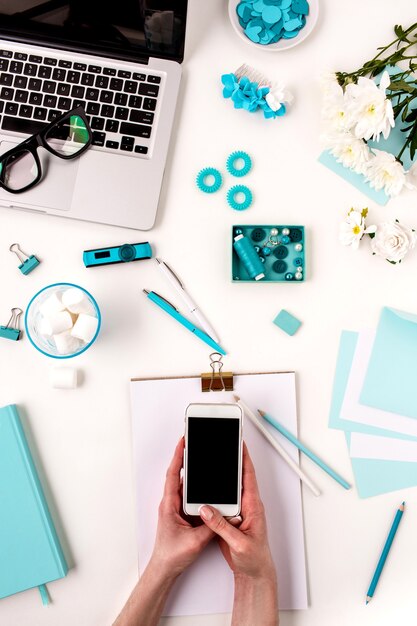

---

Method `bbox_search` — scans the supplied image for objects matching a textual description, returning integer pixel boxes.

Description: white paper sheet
[350,432,417,462]
[340,330,417,438]
[130,372,308,616]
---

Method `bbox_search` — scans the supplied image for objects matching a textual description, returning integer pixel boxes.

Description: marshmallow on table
[49,366,78,389]
[39,291,65,317]
[61,287,94,315]
[41,310,73,335]
[53,330,83,355]
[71,313,98,344]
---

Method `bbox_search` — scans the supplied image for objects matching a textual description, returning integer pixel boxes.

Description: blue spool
[196,167,223,193]
[227,185,253,210]
[233,234,265,280]
[226,151,252,177]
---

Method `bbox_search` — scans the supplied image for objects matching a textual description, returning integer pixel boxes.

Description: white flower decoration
[371,221,417,263]
[321,80,355,131]
[365,149,412,197]
[326,130,372,174]
[265,83,293,112]
[340,208,377,249]
[345,71,395,141]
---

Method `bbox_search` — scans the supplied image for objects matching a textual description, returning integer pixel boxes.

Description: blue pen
[143,290,226,355]
[258,410,351,490]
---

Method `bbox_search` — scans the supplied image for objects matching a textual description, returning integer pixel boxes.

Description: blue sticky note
[273,309,301,336]
[329,331,417,497]
[360,307,417,419]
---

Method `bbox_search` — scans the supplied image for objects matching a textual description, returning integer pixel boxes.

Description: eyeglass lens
[0,149,39,191]
[44,113,90,157]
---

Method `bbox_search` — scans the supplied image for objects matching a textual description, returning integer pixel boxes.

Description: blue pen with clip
[143,290,226,355]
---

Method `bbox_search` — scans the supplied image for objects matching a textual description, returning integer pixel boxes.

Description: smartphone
[183,402,243,517]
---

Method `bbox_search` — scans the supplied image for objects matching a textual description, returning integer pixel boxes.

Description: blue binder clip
[0,308,23,341]
[10,243,40,275]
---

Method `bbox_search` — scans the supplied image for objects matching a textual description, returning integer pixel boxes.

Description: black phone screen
[186,417,240,504]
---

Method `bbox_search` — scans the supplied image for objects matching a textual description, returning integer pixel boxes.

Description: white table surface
[1,1,417,624]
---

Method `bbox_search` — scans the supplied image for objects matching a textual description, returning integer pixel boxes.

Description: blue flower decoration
[221,72,287,120]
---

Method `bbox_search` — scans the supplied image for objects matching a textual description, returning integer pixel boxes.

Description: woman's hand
[149,437,215,580]
[199,442,276,580]
[199,442,278,625]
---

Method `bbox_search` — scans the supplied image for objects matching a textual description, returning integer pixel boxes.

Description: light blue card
[360,307,417,419]
[329,331,417,497]
[318,151,389,206]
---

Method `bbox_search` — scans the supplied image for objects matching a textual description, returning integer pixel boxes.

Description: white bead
[52,331,82,355]
[295,273,303,280]
[295,243,303,252]
[297,266,303,272]
[49,366,78,389]
[71,313,98,344]
[62,288,94,314]
[42,310,73,335]
[270,228,278,236]
[282,228,290,236]
[39,292,65,317]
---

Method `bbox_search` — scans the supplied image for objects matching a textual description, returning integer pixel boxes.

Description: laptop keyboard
[0,49,162,157]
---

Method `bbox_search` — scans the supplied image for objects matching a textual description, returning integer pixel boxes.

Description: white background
[1,1,417,624]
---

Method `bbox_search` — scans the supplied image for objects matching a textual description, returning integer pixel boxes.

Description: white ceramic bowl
[228,0,319,52]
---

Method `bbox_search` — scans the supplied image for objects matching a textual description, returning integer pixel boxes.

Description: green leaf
[405,108,417,122]
[389,80,415,93]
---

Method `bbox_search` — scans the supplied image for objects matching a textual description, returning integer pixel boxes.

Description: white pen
[155,258,220,342]
[234,395,321,497]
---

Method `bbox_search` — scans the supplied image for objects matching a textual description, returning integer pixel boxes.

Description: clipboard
[129,356,308,616]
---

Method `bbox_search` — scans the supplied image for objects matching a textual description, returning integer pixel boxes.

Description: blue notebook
[0,404,68,602]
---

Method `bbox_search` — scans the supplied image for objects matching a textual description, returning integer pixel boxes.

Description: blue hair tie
[226,151,252,177]
[227,185,253,210]
[196,167,223,193]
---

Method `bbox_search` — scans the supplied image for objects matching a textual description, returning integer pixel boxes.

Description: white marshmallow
[52,330,82,355]
[71,313,98,344]
[38,317,53,337]
[61,288,94,314]
[39,292,65,317]
[42,310,73,335]
[49,366,78,389]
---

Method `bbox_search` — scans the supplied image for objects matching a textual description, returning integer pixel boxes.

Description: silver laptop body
[0,2,187,230]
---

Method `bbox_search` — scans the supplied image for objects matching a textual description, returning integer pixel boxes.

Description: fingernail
[199,505,213,520]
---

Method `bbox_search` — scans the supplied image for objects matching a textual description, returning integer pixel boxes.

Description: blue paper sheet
[360,307,417,419]
[329,331,417,497]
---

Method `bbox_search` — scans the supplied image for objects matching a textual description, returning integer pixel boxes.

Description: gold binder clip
[201,352,234,392]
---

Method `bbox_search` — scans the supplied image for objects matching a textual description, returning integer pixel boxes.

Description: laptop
[0,1,188,230]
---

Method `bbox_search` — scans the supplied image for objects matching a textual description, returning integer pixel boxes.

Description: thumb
[199,505,241,549]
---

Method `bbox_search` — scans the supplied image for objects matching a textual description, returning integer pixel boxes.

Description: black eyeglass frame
[0,106,92,194]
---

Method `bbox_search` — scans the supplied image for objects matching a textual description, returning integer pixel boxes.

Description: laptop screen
[0,1,188,64]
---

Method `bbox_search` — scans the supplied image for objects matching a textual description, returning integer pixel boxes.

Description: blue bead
[281,235,290,244]
[262,247,271,256]
[294,257,302,266]
[254,245,260,252]
[285,273,293,280]
[259,256,265,263]
[235,228,243,235]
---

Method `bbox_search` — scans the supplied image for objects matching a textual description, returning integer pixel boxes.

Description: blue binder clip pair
[10,243,40,275]
[0,308,23,341]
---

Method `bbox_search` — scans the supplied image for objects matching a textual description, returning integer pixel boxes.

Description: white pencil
[234,395,321,497]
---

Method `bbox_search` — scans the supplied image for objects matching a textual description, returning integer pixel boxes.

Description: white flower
[321,80,355,131]
[344,71,394,141]
[265,83,293,112]
[340,208,377,249]
[326,130,372,174]
[371,221,416,263]
[365,149,412,197]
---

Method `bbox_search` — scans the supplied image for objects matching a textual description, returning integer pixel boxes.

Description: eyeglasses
[0,106,92,194]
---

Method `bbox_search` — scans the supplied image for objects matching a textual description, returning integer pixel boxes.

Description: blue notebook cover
[0,404,68,600]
